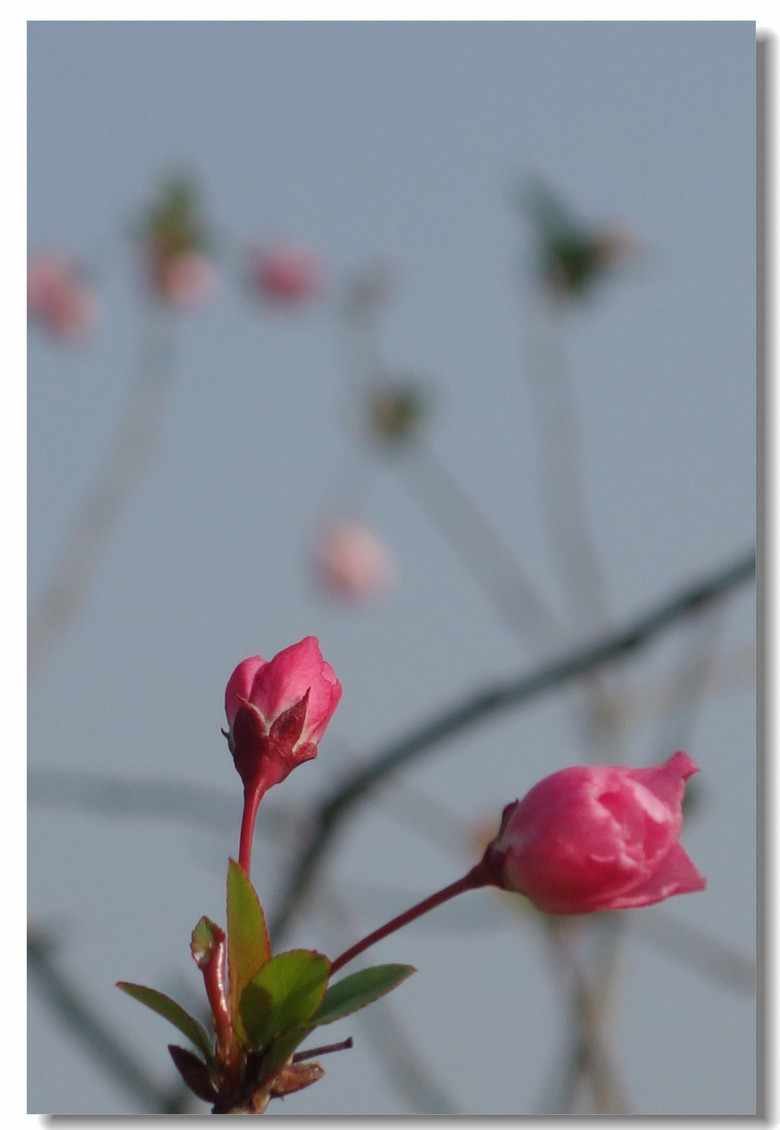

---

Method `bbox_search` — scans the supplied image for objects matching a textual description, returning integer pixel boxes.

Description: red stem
[202,942,233,1062]
[330,862,492,975]
[238,781,268,878]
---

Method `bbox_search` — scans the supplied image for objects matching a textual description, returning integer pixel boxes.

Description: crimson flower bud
[481,751,706,914]
[225,637,342,794]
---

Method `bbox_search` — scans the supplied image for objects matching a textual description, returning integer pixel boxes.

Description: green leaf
[247,964,415,1087]
[308,964,416,1027]
[226,859,271,1037]
[239,950,331,1049]
[116,982,213,1062]
[253,1029,307,1087]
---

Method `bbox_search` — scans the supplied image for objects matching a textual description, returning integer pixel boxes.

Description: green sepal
[308,963,416,1027]
[239,949,331,1049]
[226,859,271,1040]
[116,981,213,1062]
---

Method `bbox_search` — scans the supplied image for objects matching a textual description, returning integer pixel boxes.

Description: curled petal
[599,842,707,911]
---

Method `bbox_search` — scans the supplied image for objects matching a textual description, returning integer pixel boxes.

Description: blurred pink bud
[151,250,215,308]
[28,254,98,341]
[224,637,342,794]
[248,243,324,304]
[315,519,396,601]
[481,751,706,914]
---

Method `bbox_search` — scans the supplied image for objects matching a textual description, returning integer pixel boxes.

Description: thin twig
[398,437,565,653]
[28,305,176,682]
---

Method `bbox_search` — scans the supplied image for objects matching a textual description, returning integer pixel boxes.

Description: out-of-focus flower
[142,174,215,308]
[151,249,215,308]
[480,751,706,914]
[248,243,324,305]
[27,253,98,341]
[224,637,342,795]
[315,518,396,602]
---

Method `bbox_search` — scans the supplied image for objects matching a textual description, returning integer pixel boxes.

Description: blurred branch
[28,768,234,826]
[649,602,730,759]
[398,437,565,654]
[28,307,176,682]
[339,266,563,657]
[27,768,218,827]
[269,548,755,940]
[631,908,755,993]
[319,886,459,1114]
[523,291,612,637]
[540,918,632,1114]
[27,927,191,1114]
[617,643,755,727]
[27,767,290,839]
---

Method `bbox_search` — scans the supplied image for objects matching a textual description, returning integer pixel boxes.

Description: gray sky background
[27,21,756,1116]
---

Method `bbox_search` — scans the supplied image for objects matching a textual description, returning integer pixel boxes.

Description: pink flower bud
[224,637,342,793]
[151,249,215,308]
[28,253,98,341]
[248,243,324,304]
[315,518,396,602]
[481,751,706,914]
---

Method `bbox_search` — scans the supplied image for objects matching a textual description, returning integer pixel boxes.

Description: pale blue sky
[27,21,755,1115]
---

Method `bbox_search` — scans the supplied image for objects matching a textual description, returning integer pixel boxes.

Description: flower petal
[597,841,707,910]
[225,656,267,728]
[251,637,341,738]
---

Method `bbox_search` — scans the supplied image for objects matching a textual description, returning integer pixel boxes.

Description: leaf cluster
[118,860,414,1112]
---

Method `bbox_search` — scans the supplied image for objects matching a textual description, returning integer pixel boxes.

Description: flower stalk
[330,861,491,975]
[238,781,268,878]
